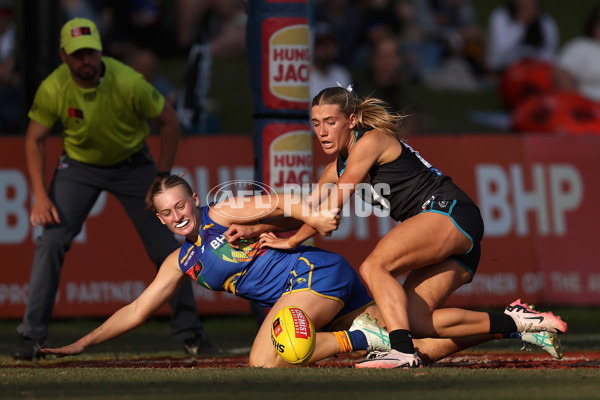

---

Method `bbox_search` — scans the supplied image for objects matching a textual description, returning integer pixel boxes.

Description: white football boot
[348,313,391,353]
[520,331,564,359]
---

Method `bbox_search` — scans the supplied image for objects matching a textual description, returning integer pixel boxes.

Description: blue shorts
[281,247,373,329]
[420,199,484,280]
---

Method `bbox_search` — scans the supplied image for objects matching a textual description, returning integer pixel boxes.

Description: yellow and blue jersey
[178,206,373,323]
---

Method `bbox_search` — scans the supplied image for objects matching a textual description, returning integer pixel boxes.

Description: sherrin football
[271,306,316,365]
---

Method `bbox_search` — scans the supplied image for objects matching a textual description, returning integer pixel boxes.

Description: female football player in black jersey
[250,86,567,368]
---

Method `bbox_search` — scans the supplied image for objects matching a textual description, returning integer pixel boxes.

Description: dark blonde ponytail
[312,87,408,140]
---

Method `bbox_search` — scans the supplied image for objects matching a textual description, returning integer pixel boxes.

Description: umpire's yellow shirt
[28,57,165,166]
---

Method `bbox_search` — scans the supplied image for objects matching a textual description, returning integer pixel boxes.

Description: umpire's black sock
[488,312,518,336]
[389,329,416,354]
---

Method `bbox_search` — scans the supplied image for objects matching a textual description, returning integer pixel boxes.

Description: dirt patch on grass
[5,351,599,369]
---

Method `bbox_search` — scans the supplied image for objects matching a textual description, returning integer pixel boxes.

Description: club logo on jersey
[295,277,306,285]
[68,108,84,119]
[185,259,203,279]
[71,26,92,37]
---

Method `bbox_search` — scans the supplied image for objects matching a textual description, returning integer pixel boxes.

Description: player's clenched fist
[306,208,340,237]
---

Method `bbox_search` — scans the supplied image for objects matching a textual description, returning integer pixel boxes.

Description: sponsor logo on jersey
[68,108,84,119]
[182,248,196,267]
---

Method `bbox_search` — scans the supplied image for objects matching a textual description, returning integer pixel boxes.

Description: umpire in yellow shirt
[12,17,217,360]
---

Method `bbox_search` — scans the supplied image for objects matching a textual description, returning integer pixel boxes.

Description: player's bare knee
[358,261,377,284]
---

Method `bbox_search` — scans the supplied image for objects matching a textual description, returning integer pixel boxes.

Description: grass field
[1,307,599,399]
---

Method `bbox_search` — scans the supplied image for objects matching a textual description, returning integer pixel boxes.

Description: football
[271,306,316,365]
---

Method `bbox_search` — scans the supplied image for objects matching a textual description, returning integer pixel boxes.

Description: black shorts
[420,199,484,281]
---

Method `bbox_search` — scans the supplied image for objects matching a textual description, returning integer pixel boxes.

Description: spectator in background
[352,0,403,70]
[555,6,600,103]
[357,35,429,134]
[409,0,485,84]
[313,0,364,66]
[61,0,103,25]
[357,35,405,111]
[486,0,559,74]
[175,0,246,134]
[126,47,178,135]
[12,17,217,360]
[0,0,19,133]
[309,22,352,101]
[126,47,176,105]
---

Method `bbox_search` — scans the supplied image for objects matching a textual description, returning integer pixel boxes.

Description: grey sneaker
[11,337,46,361]
[348,313,391,353]
[520,331,563,359]
[356,349,424,369]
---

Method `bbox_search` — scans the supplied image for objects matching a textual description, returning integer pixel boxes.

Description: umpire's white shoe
[348,313,391,353]
[520,331,564,359]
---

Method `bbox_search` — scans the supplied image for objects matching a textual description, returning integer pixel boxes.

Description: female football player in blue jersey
[243,86,567,368]
[41,175,562,366]
[40,175,391,367]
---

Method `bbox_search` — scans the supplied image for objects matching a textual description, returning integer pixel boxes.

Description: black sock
[488,312,518,334]
[389,329,415,354]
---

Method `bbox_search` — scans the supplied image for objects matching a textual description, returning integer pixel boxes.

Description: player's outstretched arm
[41,252,186,357]
[209,192,340,237]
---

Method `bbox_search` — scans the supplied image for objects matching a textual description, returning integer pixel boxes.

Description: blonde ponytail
[312,87,408,140]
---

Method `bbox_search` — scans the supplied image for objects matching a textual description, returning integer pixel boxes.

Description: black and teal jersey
[336,130,475,222]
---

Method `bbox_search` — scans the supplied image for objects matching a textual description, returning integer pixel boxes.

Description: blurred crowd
[2,0,600,136]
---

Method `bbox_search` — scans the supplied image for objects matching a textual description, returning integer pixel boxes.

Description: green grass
[1,307,599,399]
[0,315,260,359]
[2,367,600,400]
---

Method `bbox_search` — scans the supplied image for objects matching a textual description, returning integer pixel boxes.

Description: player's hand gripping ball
[271,306,316,365]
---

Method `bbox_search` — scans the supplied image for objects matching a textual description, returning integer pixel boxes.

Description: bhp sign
[1,134,599,319]
[476,164,583,237]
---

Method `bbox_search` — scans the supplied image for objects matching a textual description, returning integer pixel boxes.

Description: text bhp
[476,164,583,237]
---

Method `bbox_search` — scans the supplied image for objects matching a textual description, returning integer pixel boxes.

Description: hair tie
[336,82,353,92]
